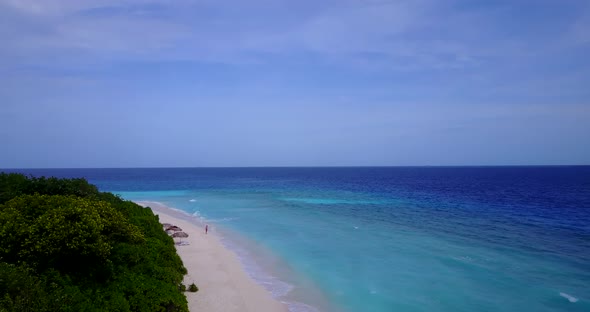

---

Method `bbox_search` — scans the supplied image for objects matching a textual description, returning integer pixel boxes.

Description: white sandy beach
[136,201,288,312]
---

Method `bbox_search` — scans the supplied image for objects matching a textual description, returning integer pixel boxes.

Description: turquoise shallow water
[121,189,589,312]
[6,167,590,312]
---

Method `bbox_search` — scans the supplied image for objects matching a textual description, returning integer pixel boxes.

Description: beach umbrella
[161,223,173,228]
[165,225,182,232]
[172,231,189,243]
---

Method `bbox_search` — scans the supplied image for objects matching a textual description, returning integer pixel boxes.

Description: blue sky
[1,0,589,167]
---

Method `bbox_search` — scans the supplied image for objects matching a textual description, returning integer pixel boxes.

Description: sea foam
[559,292,578,303]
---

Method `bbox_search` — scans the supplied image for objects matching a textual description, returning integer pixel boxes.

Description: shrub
[188,283,199,292]
[0,173,189,311]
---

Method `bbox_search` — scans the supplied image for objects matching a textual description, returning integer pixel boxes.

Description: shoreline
[136,201,289,312]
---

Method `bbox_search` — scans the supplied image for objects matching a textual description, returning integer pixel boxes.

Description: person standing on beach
[205,224,208,234]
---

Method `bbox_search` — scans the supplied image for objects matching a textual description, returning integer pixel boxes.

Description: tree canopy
[0,173,188,312]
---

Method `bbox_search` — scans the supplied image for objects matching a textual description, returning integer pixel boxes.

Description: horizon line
[2,165,589,170]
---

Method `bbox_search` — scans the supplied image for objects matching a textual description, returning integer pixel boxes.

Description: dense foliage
[0,173,188,312]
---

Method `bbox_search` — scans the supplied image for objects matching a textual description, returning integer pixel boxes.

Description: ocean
[4,167,590,312]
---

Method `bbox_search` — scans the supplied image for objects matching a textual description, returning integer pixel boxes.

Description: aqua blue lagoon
[7,167,590,312]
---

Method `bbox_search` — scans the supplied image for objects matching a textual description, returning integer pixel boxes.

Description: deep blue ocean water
[4,167,590,311]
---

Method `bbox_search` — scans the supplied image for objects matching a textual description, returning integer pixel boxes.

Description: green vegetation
[0,173,188,312]
[188,283,199,293]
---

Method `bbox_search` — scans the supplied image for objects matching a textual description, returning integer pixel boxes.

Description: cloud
[569,8,590,46]
[0,0,538,69]
[1,0,589,103]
